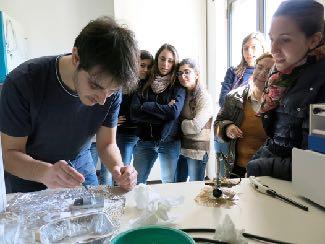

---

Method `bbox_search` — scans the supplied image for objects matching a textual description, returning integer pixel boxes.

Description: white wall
[114,0,207,83]
[205,0,227,179]
[0,0,114,58]
[207,0,227,114]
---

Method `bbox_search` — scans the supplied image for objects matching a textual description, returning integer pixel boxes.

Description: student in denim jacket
[219,32,267,107]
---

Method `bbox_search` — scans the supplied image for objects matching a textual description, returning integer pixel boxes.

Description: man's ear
[71,47,80,68]
[308,32,322,50]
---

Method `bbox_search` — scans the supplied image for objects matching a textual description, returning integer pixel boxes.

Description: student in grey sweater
[175,59,213,182]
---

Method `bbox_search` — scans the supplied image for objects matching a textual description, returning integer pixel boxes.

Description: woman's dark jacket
[117,93,137,135]
[219,67,237,107]
[248,57,325,180]
[117,79,146,135]
[263,57,325,152]
[219,67,253,107]
[130,82,186,142]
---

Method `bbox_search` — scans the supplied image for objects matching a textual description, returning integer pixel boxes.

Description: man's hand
[226,124,243,139]
[117,115,126,126]
[41,160,85,189]
[111,165,137,191]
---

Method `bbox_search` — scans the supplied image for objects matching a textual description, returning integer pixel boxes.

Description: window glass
[265,0,284,38]
[230,0,256,66]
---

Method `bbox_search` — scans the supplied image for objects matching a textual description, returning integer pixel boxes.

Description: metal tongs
[249,176,308,211]
[66,160,90,191]
[181,228,294,244]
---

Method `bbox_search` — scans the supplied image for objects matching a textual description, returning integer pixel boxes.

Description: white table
[121,177,325,244]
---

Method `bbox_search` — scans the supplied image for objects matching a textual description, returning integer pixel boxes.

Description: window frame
[226,0,269,68]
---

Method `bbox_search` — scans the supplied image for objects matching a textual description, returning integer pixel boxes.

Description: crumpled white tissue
[129,184,184,228]
[214,214,247,244]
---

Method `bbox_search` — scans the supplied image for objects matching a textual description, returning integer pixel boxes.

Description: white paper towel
[129,184,184,228]
[214,214,247,244]
[0,156,6,212]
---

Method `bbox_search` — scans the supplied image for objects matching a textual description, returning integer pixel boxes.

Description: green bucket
[111,226,195,244]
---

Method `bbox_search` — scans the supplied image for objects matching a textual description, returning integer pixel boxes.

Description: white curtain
[3,12,27,74]
[0,138,6,212]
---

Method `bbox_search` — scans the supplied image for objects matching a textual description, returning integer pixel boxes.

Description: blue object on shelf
[308,134,325,154]
[0,11,8,83]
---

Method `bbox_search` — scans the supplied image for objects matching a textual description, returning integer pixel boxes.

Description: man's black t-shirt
[0,55,121,192]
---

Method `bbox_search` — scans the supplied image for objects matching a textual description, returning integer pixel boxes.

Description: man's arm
[1,133,84,188]
[96,126,137,190]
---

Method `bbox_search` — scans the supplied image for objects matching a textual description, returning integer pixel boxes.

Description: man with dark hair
[0,16,139,193]
[89,49,154,185]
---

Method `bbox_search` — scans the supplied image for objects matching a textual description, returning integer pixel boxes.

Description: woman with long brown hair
[219,32,267,107]
[131,43,186,184]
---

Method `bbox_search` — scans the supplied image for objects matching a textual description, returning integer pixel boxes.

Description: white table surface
[120,177,325,244]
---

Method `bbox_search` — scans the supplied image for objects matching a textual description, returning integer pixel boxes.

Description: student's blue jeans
[90,134,138,186]
[214,139,229,177]
[90,142,113,186]
[175,153,208,182]
[133,140,181,184]
[117,133,139,164]
[70,142,98,186]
